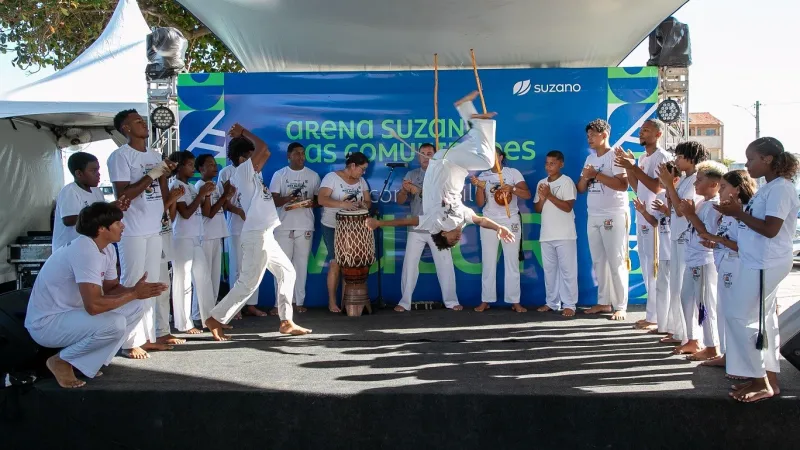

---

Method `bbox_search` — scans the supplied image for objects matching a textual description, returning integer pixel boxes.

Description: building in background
[688,112,724,162]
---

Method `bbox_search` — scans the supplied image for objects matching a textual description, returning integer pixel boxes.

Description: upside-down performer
[366,91,515,259]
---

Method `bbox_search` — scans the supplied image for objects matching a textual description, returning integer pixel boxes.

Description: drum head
[336,208,369,216]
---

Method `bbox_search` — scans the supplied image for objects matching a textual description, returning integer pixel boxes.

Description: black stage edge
[2,306,799,450]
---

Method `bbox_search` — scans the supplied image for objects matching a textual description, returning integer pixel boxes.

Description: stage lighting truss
[657,66,689,150]
[151,106,175,130]
[656,99,681,123]
[147,76,179,157]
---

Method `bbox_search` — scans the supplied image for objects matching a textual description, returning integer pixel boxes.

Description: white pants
[437,100,495,171]
[192,237,223,320]
[587,214,629,311]
[725,259,791,378]
[716,253,740,354]
[155,233,173,338]
[227,234,260,306]
[637,225,658,323]
[172,236,214,331]
[681,262,718,345]
[211,229,295,324]
[480,217,523,304]
[399,231,459,310]
[118,233,162,346]
[666,239,687,340]
[541,239,578,310]
[27,303,144,378]
[655,259,671,333]
[274,229,313,306]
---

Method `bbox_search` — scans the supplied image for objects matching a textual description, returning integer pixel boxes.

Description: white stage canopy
[0,0,149,130]
[178,0,687,72]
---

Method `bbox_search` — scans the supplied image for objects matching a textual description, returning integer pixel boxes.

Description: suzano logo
[513,80,582,96]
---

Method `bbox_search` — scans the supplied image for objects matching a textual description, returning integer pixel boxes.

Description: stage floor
[7,305,800,450]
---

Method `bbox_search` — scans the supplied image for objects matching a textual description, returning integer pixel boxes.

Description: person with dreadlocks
[716,137,799,403]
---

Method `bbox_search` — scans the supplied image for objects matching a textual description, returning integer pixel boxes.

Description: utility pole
[755,100,760,139]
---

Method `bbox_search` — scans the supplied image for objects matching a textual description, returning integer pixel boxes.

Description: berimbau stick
[434,53,439,151]
[470,48,510,218]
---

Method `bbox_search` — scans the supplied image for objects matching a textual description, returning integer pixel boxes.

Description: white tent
[0,0,150,285]
[177,0,687,72]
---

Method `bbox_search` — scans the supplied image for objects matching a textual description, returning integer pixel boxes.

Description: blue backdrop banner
[177,67,659,308]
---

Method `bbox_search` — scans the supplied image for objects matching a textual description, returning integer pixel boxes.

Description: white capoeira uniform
[726,177,799,379]
[219,164,260,307]
[192,179,229,320]
[51,182,105,252]
[583,149,629,312]
[107,144,164,346]
[155,213,174,338]
[665,173,700,341]
[25,236,144,378]
[478,167,525,304]
[398,167,459,310]
[269,166,320,307]
[713,213,741,354]
[535,175,578,311]
[634,148,672,323]
[652,192,672,333]
[681,196,721,347]
[416,99,496,235]
[169,179,215,331]
[209,159,295,324]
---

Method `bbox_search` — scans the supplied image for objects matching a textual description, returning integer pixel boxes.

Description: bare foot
[511,304,527,313]
[269,307,279,316]
[46,354,85,388]
[450,305,463,311]
[584,305,612,315]
[246,306,269,317]
[470,112,498,120]
[536,305,553,312]
[610,310,627,321]
[205,317,231,341]
[686,347,721,361]
[328,303,341,313]
[394,305,407,312]
[647,328,667,335]
[185,328,203,335]
[455,90,478,106]
[699,355,726,367]
[634,321,657,330]
[659,334,681,344]
[142,342,173,351]
[234,312,243,320]
[279,320,312,336]
[295,305,307,313]
[94,371,103,378]
[474,302,490,312]
[562,308,576,317]
[672,340,702,355]
[156,334,186,345]
[120,347,149,359]
[732,377,774,403]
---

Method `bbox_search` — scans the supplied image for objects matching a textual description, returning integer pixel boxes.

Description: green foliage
[0,0,242,73]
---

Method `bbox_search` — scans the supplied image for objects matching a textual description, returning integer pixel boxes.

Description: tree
[0,0,242,73]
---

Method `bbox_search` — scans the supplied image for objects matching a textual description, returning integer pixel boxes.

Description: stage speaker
[779,299,800,372]
[0,289,40,374]
[647,16,692,67]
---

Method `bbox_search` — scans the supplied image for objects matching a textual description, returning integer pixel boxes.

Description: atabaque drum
[334,209,376,316]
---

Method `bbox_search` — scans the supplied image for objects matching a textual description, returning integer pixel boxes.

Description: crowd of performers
[25,91,799,404]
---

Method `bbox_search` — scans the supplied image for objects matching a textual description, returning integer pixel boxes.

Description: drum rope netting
[334,212,376,268]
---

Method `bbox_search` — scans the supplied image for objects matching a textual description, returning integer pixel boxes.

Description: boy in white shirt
[577,119,630,321]
[107,109,177,358]
[533,151,578,317]
[25,202,167,388]
[205,124,311,340]
[269,142,321,313]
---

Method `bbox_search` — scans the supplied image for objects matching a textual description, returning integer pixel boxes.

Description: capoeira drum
[334,209,376,316]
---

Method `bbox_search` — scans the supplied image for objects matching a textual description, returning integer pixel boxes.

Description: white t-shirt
[25,235,117,328]
[534,175,577,242]
[52,183,106,251]
[670,172,701,243]
[738,177,800,270]
[652,191,672,260]
[477,167,525,219]
[685,196,720,267]
[635,148,672,227]
[169,179,203,238]
[416,158,475,233]
[269,166,321,232]
[107,144,164,237]
[218,165,244,236]
[583,149,628,216]
[320,172,370,229]
[714,213,740,268]
[195,179,229,240]
[231,160,281,232]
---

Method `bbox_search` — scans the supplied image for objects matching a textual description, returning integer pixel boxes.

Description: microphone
[386,162,408,168]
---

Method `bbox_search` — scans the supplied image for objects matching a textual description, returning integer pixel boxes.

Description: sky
[1,0,798,172]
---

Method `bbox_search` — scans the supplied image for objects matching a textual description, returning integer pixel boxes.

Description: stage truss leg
[658,66,689,151]
[147,76,180,157]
